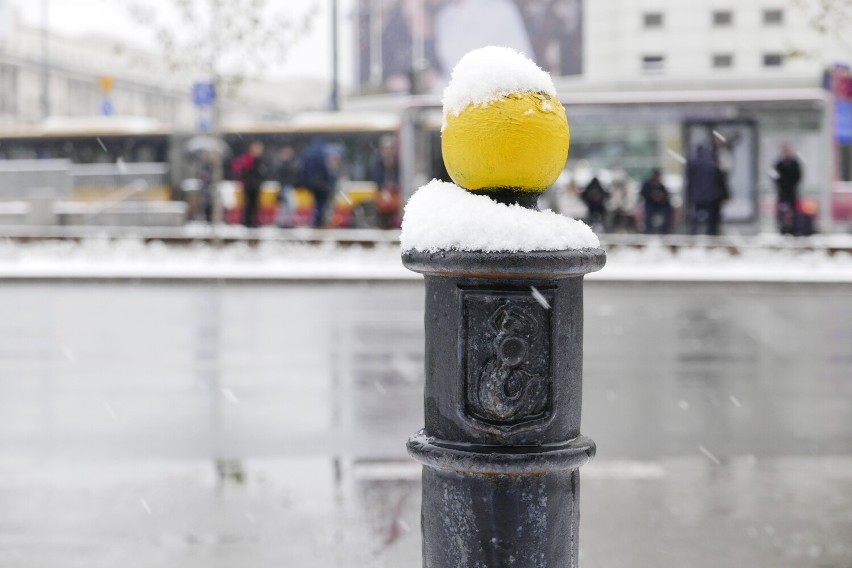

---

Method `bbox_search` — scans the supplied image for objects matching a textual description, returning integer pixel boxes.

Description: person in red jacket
[231,140,268,227]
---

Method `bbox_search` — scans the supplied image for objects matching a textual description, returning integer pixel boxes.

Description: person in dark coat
[299,138,338,228]
[197,151,215,223]
[640,168,672,234]
[231,140,267,228]
[686,145,723,235]
[773,143,802,235]
[276,145,300,189]
[275,145,300,227]
[371,136,401,229]
[581,176,609,230]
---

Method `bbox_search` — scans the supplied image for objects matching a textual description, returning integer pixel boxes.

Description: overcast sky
[13,0,354,85]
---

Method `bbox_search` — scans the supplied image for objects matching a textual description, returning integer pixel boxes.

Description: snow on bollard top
[441,46,569,193]
[399,180,600,253]
[441,46,557,129]
[401,46,597,253]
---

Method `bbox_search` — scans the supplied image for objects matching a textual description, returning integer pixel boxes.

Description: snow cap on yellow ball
[441,46,570,194]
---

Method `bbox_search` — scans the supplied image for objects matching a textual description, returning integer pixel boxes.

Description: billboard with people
[356,0,584,94]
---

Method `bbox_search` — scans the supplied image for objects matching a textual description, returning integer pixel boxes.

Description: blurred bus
[0,116,172,203]
[0,112,402,228]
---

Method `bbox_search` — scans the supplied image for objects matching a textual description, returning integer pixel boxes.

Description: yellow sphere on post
[442,91,570,193]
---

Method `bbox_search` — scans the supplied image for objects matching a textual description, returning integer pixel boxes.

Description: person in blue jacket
[299,138,339,228]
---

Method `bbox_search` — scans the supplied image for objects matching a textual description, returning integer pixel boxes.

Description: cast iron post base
[403,248,606,568]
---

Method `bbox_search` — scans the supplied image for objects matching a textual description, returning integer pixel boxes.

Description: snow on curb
[0,239,415,281]
[1,239,852,283]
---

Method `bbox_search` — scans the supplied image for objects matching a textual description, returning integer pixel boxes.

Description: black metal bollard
[402,247,605,567]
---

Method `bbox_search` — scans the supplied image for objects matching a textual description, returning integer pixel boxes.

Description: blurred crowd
[540,165,672,235]
[541,143,807,236]
[194,136,401,230]
[192,137,807,236]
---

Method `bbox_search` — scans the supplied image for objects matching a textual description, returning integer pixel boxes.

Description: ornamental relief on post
[462,291,553,436]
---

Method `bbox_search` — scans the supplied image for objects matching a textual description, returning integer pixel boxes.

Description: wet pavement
[1,279,851,567]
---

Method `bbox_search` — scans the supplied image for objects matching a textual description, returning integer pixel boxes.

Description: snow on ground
[600,242,852,283]
[399,179,599,252]
[441,46,556,128]
[0,238,411,280]
[2,237,852,282]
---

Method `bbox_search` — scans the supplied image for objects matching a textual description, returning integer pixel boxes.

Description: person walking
[686,145,723,235]
[581,175,609,232]
[275,145,300,228]
[196,151,216,223]
[773,143,802,235]
[371,135,402,229]
[231,140,267,228]
[607,168,637,232]
[299,138,338,228]
[640,168,672,234]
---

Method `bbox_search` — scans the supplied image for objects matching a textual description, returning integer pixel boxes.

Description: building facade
[0,16,327,129]
[583,0,835,85]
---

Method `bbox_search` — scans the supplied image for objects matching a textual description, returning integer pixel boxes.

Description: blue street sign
[192,82,216,107]
[101,98,114,116]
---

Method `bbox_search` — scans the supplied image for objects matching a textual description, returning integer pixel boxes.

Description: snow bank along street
[1,238,852,282]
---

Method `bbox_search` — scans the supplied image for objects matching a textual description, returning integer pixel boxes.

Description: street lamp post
[40,0,50,120]
[330,0,340,110]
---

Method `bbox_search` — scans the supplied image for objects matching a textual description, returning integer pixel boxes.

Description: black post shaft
[403,248,606,567]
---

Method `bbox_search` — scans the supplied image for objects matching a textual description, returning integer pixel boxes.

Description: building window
[712,10,733,26]
[712,54,734,68]
[643,12,664,28]
[763,53,784,67]
[763,8,783,25]
[642,55,665,73]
